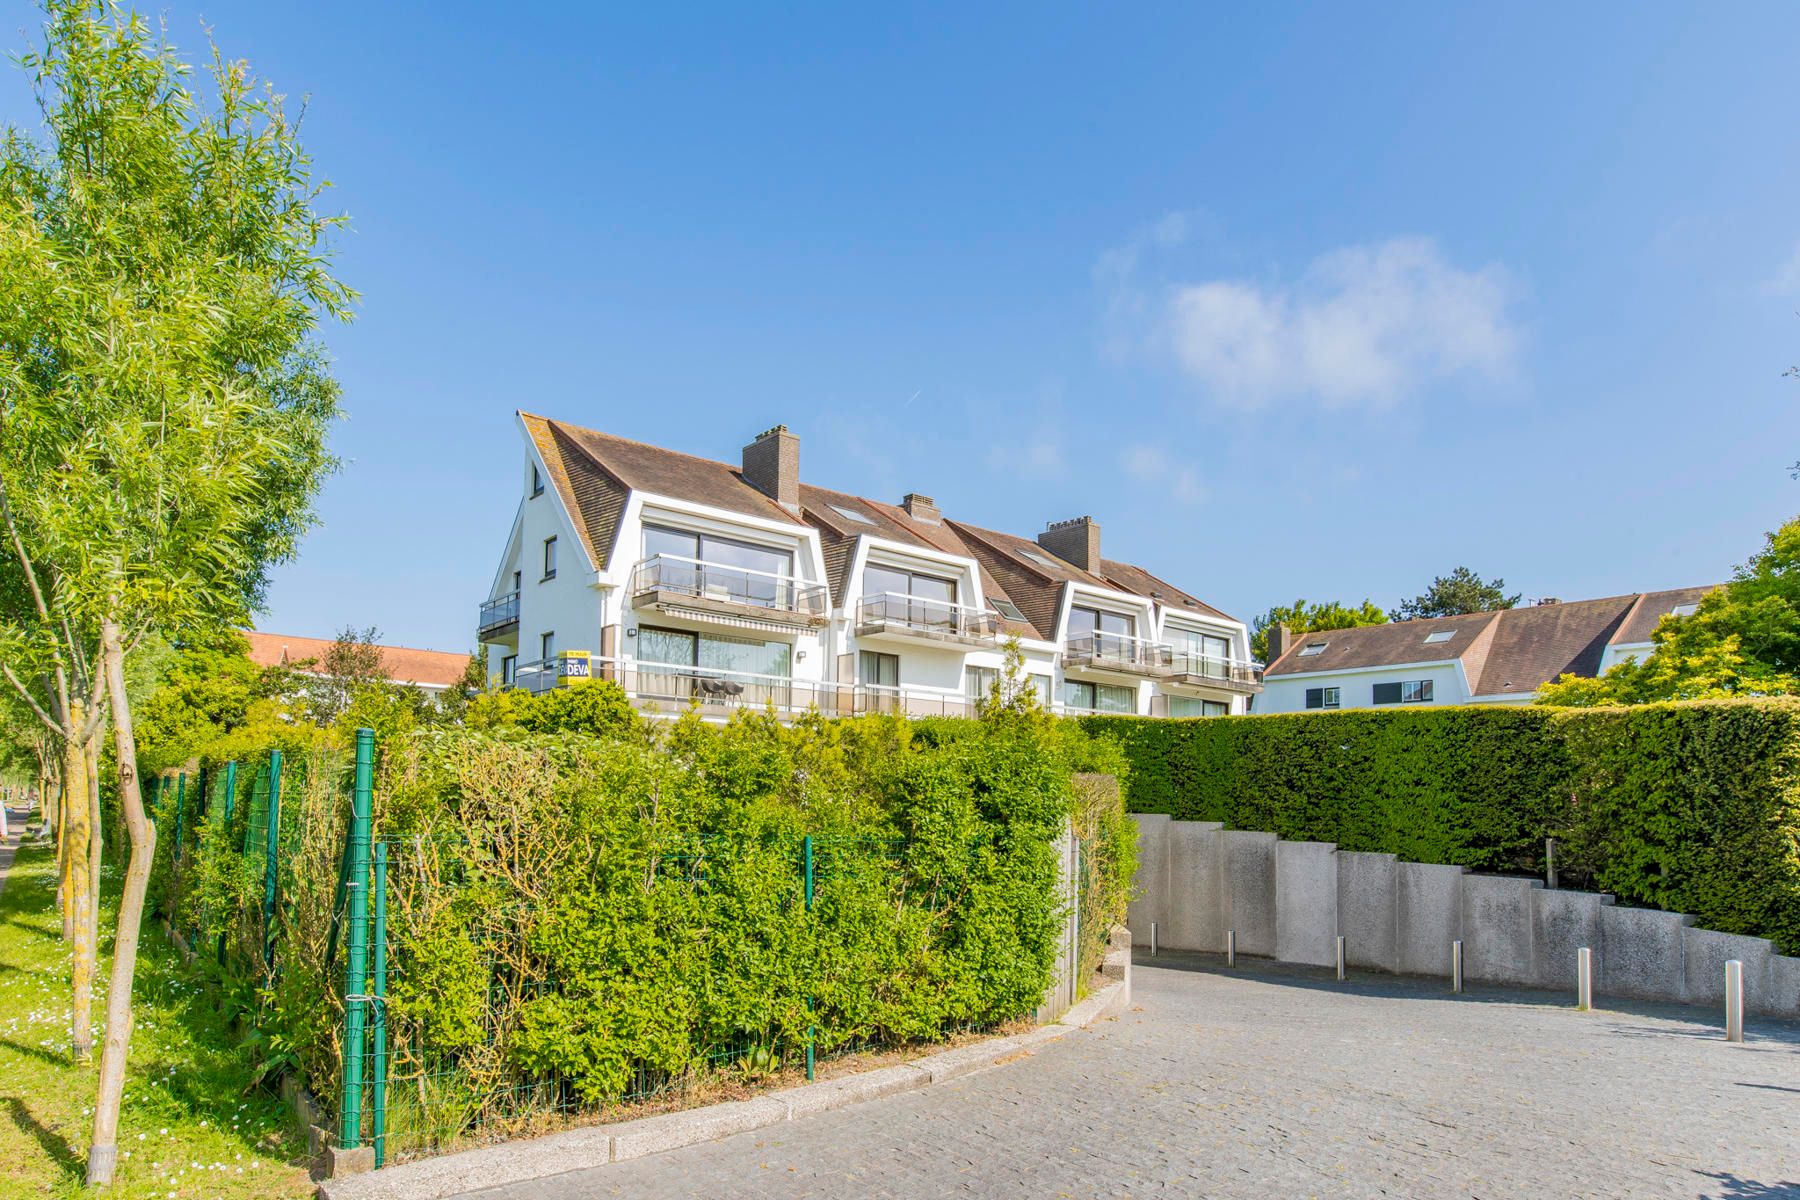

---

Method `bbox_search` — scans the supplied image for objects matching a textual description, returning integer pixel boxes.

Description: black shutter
[1372,682,1402,705]
[1305,687,1323,709]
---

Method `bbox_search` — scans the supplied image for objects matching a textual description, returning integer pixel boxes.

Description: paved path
[463,954,1800,1200]
[0,803,27,903]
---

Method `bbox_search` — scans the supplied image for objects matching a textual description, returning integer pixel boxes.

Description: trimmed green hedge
[1080,699,1800,955]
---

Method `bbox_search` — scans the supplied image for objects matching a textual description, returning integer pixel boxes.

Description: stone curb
[315,981,1125,1200]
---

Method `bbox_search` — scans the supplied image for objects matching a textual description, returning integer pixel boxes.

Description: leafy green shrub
[1082,699,1800,954]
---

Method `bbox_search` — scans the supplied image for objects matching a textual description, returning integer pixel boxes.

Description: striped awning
[654,604,805,636]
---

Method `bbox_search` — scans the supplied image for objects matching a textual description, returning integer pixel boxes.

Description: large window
[858,650,899,689]
[1068,605,1134,640]
[643,524,794,606]
[1166,696,1228,717]
[1167,627,1233,676]
[636,625,793,704]
[1305,686,1341,710]
[1064,679,1135,713]
[1372,679,1434,705]
[863,564,956,605]
[966,665,999,704]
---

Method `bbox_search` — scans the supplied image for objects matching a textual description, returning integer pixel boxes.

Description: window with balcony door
[1068,606,1135,656]
[636,625,792,702]
[965,665,999,705]
[858,650,900,689]
[1167,627,1232,677]
[1167,696,1228,717]
[864,564,958,629]
[1064,679,1135,713]
[643,525,794,607]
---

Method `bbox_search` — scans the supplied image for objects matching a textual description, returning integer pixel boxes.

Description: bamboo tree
[0,3,352,1183]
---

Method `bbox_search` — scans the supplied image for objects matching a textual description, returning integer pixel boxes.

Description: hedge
[1080,699,1800,955]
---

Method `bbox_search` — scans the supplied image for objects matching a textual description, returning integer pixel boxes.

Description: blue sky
[6,2,1798,651]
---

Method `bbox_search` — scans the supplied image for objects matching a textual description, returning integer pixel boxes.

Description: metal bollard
[1725,960,1744,1043]
[1226,929,1236,967]
[1335,935,1346,982]
[1576,947,1592,1011]
[1452,940,1464,994]
[1150,921,1158,957]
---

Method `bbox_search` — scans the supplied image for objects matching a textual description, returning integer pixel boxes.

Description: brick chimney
[742,425,800,511]
[1265,622,1291,662]
[1037,516,1100,573]
[900,493,940,524]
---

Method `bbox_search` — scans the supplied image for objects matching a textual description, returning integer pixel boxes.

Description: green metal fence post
[169,773,188,923]
[217,761,238,965]
[803,835,815,1082]
[262,750,283,970]
[339,729,375,1154]
[372,841,388,1169]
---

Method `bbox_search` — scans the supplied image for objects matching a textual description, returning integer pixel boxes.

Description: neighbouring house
[1256,586,1717,712]
[476,414,1261,720]
[244,631,474,702]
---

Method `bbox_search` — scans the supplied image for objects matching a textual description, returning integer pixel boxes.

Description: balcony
[629,554,828,629]
[507,656,979,719]
[1062,631,1175,678]
[854,593,997,648]
[1167,652,1265,694]
[478,591,520,639]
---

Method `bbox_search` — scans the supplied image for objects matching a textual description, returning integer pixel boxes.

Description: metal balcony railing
[629,554,828,621]
[505,656,982,717]
[1064,630,1174,674]
[1167,653,1265,689]
[855,593,997,641]
[478,591,520,636]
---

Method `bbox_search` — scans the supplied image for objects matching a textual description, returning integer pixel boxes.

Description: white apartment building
[1257,586,1715,713]
[477,414,1261,720]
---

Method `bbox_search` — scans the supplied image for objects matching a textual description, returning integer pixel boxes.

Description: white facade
[479,416,1259,721]
[1258,660,1475,714]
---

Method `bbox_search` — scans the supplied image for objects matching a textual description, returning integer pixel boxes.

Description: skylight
[828,503,876,525]
[1298,642,1328,657]
[1670,603,1699,618]
[1423,630,1456,644]
[989,598,1027,622]
[1022,550,1061,568]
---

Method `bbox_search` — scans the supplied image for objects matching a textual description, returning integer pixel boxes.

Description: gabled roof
[1610,585,1718,646]
[1263,586,1723,697]
[244,632,472,690]
[515,411,1242,641]
[1265,609,1504,677]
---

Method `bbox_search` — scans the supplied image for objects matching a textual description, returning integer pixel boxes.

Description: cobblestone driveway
[465,955,1800,1199]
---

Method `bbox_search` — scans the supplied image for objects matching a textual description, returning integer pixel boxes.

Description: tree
[281,624,387,725]
[1539,516,1800,706]
[0,3,350,1182]
[1250,599,1387,662]
[1394,566,1520,620]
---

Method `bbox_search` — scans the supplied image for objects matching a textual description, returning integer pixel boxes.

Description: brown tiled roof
[796,487,1040,639]
[518,412,1237,640]
[1099,559,1232,623]
[1465,596,1637,697]
[1264,609,1504,677]
[244,631,472,689]
[1610,585,1719,646]
[1263,587,1719,696]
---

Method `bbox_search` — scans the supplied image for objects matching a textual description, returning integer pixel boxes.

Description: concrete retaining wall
[1130,814,1800,1019]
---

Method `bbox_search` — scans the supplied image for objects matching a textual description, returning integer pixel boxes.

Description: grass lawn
[0,836,312,1199]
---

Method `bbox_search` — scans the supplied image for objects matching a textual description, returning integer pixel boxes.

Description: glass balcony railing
[855,593,997,641]
[629,554,828,621]
[477,590,520,636]
[1063,631,1174,674]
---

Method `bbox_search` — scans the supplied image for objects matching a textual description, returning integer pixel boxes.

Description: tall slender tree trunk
[87,729,104,957]
[57,771,71,939]
[63,706,95,1063]
[87,621,152,1187]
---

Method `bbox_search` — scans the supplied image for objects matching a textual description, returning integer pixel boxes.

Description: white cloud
[1119,443,1208,505]
[989,430,1064,477]
[1768,240,1800,296]
[1106,234,1519,408]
